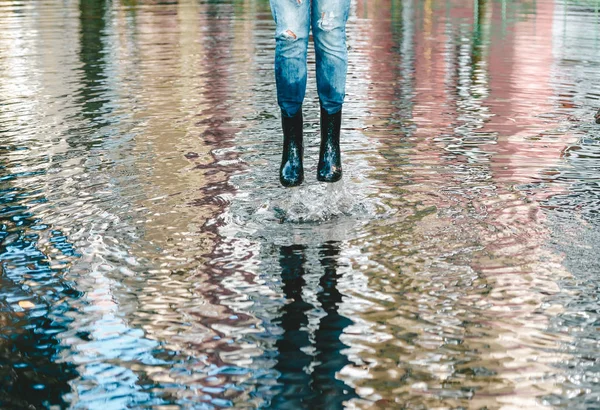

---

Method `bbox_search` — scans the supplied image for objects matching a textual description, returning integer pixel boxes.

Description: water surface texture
[1,0,600,408]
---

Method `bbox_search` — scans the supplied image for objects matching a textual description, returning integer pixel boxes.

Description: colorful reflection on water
[1,0,600,408]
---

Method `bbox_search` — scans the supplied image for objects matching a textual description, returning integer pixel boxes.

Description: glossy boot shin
[317,107,342,183]
[279,109,304,187]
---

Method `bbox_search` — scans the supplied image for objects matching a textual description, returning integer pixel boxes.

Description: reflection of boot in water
[271,243,356,409]
[310,241,357,409]
[280,109,304,187]
[595,109,600,124]
[317,107,342,183]
[271,245,314,408]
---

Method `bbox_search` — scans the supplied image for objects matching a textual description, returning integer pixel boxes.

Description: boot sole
[280,176,304,187]
[317,173,342,183]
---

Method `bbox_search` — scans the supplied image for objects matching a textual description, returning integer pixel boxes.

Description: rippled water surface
[1,0,600,408]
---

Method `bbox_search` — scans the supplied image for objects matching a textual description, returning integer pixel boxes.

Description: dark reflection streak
[448,0,490,158]
[0,171,80,408]
[471,0,488,74]
[0,279,77,409]
[270,242,356,409]
[73,0,110,138]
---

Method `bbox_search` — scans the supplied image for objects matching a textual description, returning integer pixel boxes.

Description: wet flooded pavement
[1,0,600,408]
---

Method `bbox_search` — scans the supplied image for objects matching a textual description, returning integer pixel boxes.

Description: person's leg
[271,0,310,118]
[312,0,350,182]
[312,0,350,115]
[270,0,310,187]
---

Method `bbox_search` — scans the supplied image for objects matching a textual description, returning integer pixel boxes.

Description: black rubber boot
[279,108,304,187]
[317,107,342,183]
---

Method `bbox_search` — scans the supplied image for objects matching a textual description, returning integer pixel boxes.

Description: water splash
[273,181,363,223]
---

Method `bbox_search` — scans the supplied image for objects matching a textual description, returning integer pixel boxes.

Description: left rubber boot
[279,108,304,187]
[317,107,342,183]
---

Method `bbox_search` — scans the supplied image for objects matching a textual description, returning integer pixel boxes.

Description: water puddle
[1,0,600,408]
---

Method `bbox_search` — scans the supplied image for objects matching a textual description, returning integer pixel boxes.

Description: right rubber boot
[317,107,342,183]
[279,108,304,187]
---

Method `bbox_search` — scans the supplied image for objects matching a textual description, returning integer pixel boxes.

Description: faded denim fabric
[270,0,351,117]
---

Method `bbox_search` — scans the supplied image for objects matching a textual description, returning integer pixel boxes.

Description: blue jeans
[270,0,351,117]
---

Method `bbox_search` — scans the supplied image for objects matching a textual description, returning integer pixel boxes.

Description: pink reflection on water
[351,0,576,407]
